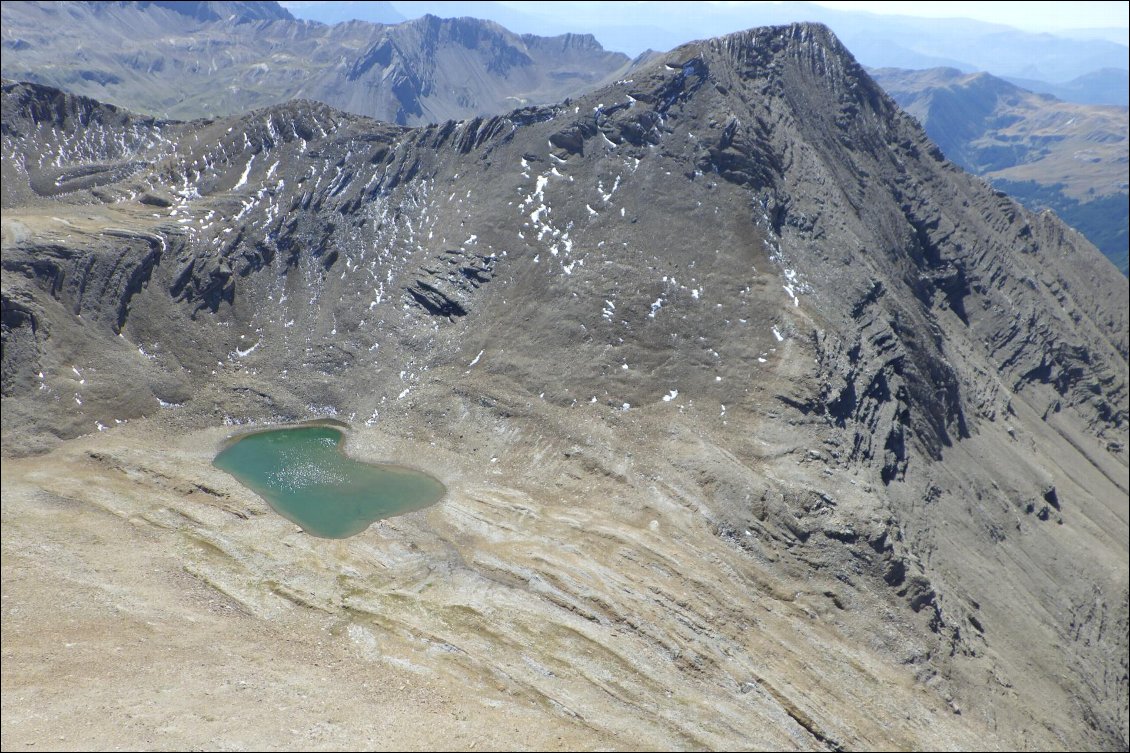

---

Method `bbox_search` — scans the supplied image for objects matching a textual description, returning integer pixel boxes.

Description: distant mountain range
[874,67,1129,275]
[277,1,1130,105]
[0,0,635,124]
[1006,68,1129,107]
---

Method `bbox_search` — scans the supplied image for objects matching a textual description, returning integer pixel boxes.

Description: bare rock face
[2,23,1127,751]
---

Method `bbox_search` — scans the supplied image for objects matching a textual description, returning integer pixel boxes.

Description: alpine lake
[213,425,445,538]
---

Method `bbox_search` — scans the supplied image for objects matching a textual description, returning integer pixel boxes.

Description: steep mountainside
[2,24,1127,751]
[873,67,1129,274]
[6,2,1126,277]
[0,0,633,124]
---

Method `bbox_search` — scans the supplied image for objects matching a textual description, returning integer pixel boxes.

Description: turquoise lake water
[213,426,445,538]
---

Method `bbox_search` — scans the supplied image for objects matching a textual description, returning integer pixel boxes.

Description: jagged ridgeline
[0,1,636,124]
[2,23,1127,751]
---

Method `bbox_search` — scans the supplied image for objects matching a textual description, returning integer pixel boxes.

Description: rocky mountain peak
[550,21,1126,475]
[401,14,535,68]
[701,23,898,117]
[521,31,608,53]
[411,13,504,41]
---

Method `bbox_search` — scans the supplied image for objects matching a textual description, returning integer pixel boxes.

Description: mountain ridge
[6,0,1124,276]
[0,1,635,124]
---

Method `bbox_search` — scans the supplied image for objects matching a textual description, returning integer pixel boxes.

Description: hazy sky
[281,1,1130,31]
[804,1,1127,30]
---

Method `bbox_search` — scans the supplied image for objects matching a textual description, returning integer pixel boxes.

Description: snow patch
[234,340,260,358]
[233,154,255,190]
